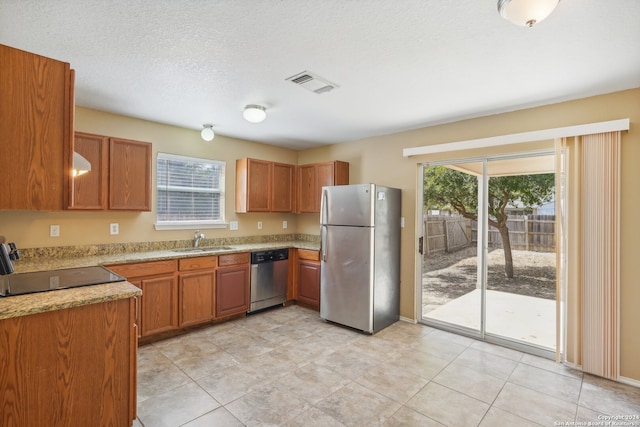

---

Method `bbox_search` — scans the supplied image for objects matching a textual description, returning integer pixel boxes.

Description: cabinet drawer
[297,249,320,261]
[106,259,177,279]
[178,256,217,271]
[218,252,250,266]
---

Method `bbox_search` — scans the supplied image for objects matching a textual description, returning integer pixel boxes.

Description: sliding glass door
[420,153,556,355]
[484,158,556,351]
[421,160,484,336]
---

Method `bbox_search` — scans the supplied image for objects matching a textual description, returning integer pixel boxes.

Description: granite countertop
[0,238,319,320]
[0,281,141,320]
[13,240,320,273]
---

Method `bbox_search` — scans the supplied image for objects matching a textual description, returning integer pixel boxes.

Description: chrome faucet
[193,230,205,248]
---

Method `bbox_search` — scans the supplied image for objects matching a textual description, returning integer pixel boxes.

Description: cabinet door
[216,265,249,318]
[140,275,178,336]
[179,270,215,327]
[0,298,134,426]
[68,132,108,209]
[109,137,152,211]
[316,162,335,190]
[0,44,73,210]
[297,164,317,213]
[247,159,271,212]
[297,260,320,308]
[272,162,294,212]
[236,158,271,212]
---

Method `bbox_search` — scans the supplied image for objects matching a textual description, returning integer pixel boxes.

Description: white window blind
[156,153,225,228]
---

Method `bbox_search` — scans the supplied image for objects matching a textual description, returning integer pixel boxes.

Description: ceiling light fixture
[200,124,215,142]
[498,0,560,27]
[243,105,267,123]
[72,152,92,177]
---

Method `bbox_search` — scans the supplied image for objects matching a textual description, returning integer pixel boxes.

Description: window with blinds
[156,153,225,227]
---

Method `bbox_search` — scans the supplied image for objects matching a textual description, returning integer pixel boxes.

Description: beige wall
[1,89,638,381]
[298,88,640,382]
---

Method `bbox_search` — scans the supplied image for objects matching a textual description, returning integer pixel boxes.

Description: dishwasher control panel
[250,249,289,264]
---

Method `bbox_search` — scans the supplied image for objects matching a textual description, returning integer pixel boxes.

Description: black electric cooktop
[0,266,125,297]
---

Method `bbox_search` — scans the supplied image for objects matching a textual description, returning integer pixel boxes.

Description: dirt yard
[423,246,556,307]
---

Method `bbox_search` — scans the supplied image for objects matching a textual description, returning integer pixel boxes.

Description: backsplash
[19,234,320,261]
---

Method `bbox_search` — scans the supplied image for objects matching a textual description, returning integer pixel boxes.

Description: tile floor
[134,305,640,427]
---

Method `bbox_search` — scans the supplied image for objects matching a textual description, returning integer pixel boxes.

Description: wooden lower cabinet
[297,260,321,308]
[0,298,137,426]
[178,255,218,326]
[216,264,250,318]
[106,259,178,338]
[140,274,178,336]
[109,254,250,338]
[179,270,215,326]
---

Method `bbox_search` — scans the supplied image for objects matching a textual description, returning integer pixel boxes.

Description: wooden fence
[424,214,556,256]
[424,215,472,256]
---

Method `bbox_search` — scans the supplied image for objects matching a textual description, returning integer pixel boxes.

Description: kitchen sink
[172,246,234,253]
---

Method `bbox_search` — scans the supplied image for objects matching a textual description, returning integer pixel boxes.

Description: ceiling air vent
[286,71,338,95]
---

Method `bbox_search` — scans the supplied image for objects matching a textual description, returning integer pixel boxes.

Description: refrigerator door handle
[320,187,328,262]
[321,225,328,262]
[320,188,328,225]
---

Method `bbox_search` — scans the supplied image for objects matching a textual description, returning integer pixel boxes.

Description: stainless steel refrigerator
[320,183,401,333]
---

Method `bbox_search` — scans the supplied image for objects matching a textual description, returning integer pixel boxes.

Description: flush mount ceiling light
[72,152,92,177]
[498,0,560,27]
[243,105,267,123]
[200,124,215,142]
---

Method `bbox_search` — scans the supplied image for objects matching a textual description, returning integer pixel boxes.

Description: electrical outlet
[257,221,263,230]
[49,275,59,289]
[400,217,405,228]
[110,223,119,235]
[50,225,60,237]
[229,221,238,231]
[283,220,288,229]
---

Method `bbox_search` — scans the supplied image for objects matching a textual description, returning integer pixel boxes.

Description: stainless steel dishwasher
[249,248,289,313]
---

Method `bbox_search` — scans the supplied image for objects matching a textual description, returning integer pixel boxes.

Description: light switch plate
[257,221,263,230]
[229,221,238,231]
[400,217,405,228]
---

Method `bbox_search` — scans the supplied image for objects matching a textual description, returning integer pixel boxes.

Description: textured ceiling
[1,0,639,150]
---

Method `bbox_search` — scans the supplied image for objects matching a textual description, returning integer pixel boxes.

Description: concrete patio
[423,289,556,350]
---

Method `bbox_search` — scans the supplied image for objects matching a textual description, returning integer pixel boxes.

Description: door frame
[416,150,556,359]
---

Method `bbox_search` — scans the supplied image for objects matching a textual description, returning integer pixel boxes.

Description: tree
[424,166,555,278]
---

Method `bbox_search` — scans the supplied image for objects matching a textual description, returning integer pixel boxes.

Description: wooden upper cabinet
[68,134,151,211]
[109,137,152,211]
[297,161,349,213]
[0,44,74,211]
[68,132,109,210]
[272,162,295,212]
[236,158,273,213]
[297,164,317,214]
